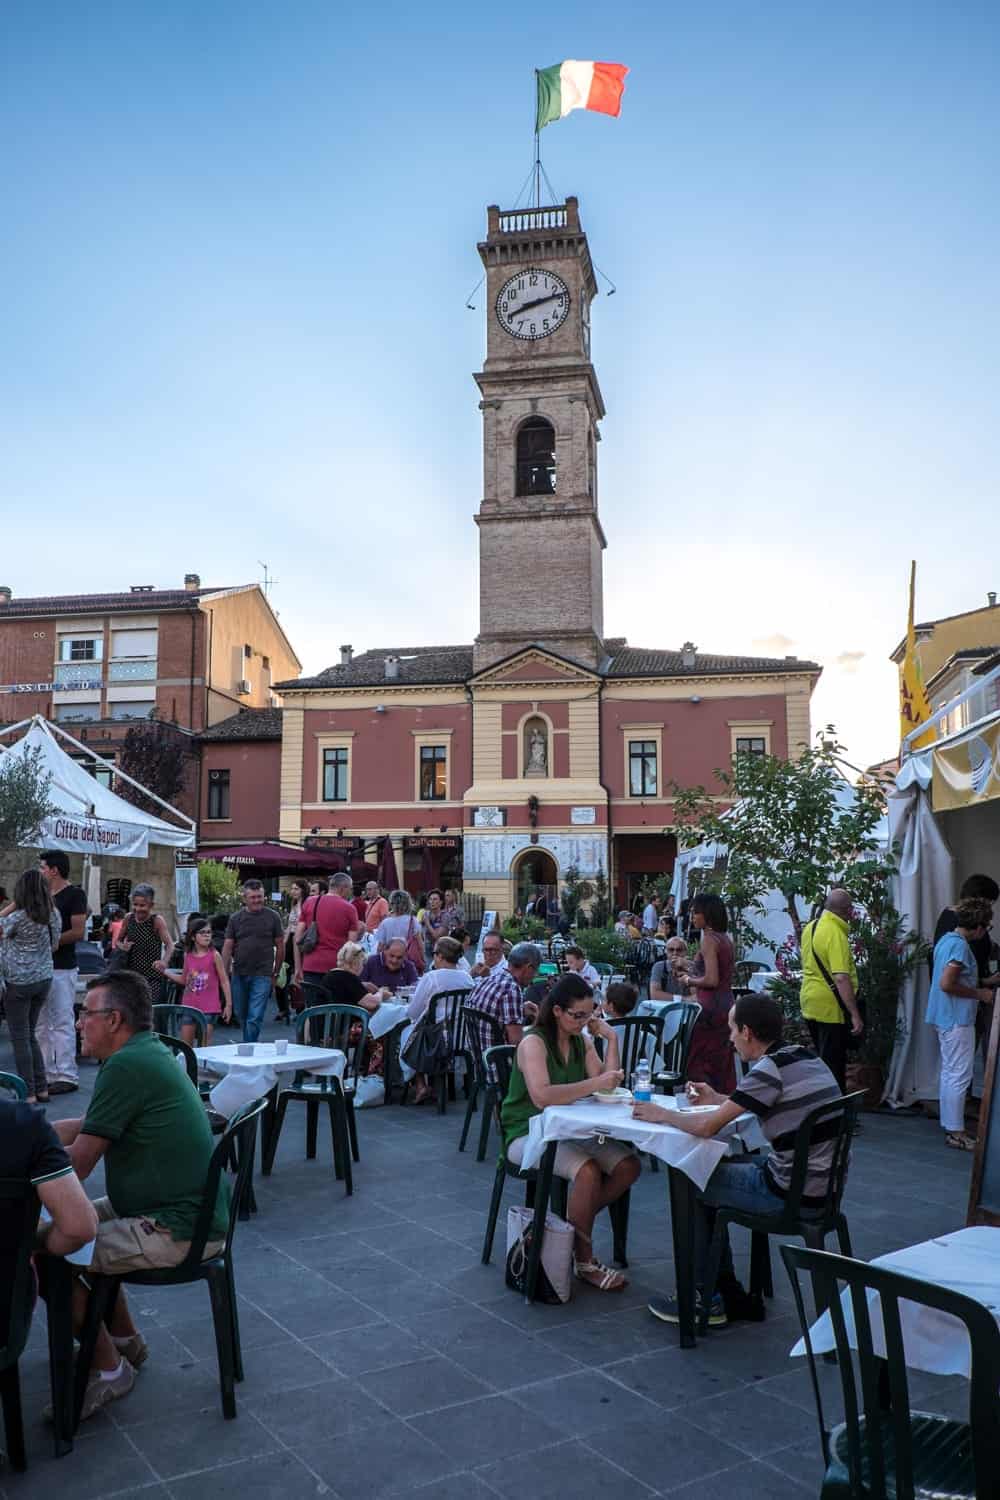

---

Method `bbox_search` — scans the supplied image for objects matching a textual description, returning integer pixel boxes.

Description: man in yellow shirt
[800,887,864,1092]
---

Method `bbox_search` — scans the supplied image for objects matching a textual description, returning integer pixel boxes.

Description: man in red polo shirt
[293,872,361,1002]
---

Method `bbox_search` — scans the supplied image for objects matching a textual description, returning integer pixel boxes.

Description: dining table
[193,1039,347,1118]
[518,1093,760,1346]
[790,1225,1000,1378]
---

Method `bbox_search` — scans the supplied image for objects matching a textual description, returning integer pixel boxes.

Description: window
[629,739,658,797]
[59,638,102,662]
[108,701,155,721]
[207,769,230,819]
[515,417,556,496]
[735,736,767,758]
[111,628,157,659]
[54,702,100,724]
[419,745,447,801]
[323,747,348,802]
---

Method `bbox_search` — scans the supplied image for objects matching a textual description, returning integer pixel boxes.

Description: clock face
[496,269,570,341]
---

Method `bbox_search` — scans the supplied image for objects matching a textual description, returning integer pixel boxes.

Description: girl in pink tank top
[158,918,232,1045]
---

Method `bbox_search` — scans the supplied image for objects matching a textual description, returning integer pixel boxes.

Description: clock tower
[473,196,607,672]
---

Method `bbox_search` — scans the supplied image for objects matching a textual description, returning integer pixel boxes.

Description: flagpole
[533,69,541,208]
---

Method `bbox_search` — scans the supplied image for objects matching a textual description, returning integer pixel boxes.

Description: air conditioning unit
[238,678,252,695]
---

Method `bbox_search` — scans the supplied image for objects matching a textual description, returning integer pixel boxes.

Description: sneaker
[113,1333,149,1368]
[648,1291,727,1328]
[44,1358,135,1423]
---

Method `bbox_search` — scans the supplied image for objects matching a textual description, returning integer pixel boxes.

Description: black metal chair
[0,1180,43,1469]
[402,988,475,1115]
[782,1242,1000,1499]
[698,1090,865,1334]
[0,1072,28,1101]
[73,1096,267,1426]
[260,1004,367,1193]
[481,1045,630,1279]
[458,1003,505,1159]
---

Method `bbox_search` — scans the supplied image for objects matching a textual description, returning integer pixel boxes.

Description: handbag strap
[806,917,851,1023]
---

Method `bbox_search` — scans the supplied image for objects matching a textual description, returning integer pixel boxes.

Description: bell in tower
[473,196,607,672]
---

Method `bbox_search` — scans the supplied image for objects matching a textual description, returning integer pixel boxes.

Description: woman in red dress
[681,893,736,1093]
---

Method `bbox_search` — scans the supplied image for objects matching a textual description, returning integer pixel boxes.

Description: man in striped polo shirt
[633,993,841,1328]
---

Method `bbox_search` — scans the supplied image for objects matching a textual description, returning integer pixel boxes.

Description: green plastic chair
[155,1033,199,1087]
[260,1004,369,1193]
[72,1095,267,1426]
[0,1073,28,1102]
[151,1003,207,1044]
[782,1242,1000,1499]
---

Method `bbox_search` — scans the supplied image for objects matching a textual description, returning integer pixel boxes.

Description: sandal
[574,1256,628,1292]
[945,1131,976,1151]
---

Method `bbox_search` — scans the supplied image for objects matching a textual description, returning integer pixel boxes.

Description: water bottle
[633,1058,652,1103]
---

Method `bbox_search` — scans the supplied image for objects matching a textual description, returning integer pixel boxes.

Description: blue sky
[4,1,998,771]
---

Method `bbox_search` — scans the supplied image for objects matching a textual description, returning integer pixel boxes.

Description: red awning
[195,842,344,873]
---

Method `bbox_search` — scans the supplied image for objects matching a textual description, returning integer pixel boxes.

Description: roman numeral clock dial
[496,269,570,341]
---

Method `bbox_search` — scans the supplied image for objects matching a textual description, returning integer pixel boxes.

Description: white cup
[237,1042,254,1057]
[274,1039,288,1055]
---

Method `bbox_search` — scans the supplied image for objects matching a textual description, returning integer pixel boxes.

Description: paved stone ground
[0,1018,976,1500]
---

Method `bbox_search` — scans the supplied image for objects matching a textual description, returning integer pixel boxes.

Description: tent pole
[37,719,195,830]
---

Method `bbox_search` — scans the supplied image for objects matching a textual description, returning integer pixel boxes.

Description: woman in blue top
[926,897,998,1150]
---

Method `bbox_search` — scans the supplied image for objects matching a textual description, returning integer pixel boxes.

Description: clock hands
[511,292,561,316]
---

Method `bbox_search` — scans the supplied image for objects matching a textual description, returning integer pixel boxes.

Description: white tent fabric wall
[883,783,954,1107]
[0,717,194,853]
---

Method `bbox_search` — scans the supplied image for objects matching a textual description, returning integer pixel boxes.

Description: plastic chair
[402,988,475,1115]
[0,1180,43,1469]
[781,1242,1000,1499]
[457,1003,505,1159]
[734,960,767,990]
[605,1014,666,1081]
[652,1001,702,1093]
[480,1045,630,1279]
[0,1073,28,1101]
[151,1004,207,1044]
[73,1096,267,1426]
[156,1032,199,1087]
[699,1090,865,1334]
[260,1004,367,1193]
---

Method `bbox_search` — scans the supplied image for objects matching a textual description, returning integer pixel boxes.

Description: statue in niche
[525,721,548,777]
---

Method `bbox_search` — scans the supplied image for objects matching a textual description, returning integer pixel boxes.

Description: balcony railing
[108,658,157,682]
[53,662,102,690]
[498,205,568,233]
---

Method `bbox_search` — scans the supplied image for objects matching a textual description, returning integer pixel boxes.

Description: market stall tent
[0,716,194,855]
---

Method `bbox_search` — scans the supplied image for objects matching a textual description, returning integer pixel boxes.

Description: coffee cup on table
[274,1039,288,1055]
[237,1043,254,1057]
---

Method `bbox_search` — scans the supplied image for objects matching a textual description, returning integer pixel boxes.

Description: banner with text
[35,814,150,859]
[931,721,1000,812]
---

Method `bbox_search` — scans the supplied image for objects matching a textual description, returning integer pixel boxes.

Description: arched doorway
[512,847,558,918]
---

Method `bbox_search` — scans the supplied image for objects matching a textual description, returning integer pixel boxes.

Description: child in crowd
[602,980,638,1019]
[156,917,232,1045]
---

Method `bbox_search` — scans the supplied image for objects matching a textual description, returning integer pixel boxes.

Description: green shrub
[196,860,243,914]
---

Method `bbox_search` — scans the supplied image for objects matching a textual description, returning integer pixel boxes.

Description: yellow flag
[900,561,935,750]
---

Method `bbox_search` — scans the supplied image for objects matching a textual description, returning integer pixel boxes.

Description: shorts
[87,1196,224,1274]
[506,1135,635,1182]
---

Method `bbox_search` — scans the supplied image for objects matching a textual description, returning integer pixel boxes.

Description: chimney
[0,586,11,605]
[384,656,400,680]
[681,641,697,669]
[989,591,997,608]
[340,644,353,666]
[184,573,201,592]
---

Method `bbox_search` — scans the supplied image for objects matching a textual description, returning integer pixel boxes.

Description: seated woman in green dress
[501,973,641,1293]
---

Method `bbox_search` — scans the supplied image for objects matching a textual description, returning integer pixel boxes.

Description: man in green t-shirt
[53,970,229,1420]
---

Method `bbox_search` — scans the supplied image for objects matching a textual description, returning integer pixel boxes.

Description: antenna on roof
[257,562,278,597]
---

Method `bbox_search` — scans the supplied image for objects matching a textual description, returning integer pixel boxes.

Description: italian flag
[536,61,629,131]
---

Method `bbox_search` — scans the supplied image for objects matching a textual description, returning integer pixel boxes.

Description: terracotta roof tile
[0,586,232,618]
[278,645,474,690]
[198,708,283,741]
[605,646,820,678]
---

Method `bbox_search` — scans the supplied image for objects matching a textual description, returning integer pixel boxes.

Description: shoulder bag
[298,895,325,957]
[404,916,426,975]
[505,1205,574,1304]
[806,917,865,1050]
[401,999,451,1074]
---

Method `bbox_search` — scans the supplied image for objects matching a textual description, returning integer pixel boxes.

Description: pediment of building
[470,645,600,689]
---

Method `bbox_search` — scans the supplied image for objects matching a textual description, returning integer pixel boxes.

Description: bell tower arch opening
[515,417,556,496]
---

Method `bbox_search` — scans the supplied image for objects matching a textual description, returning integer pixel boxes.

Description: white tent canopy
[0,716,194,856]
[670,778,891,967]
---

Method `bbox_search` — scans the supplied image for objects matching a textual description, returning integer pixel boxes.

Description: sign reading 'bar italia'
[536,61,629,131]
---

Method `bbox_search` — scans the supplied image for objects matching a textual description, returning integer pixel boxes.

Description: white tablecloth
[194,1041,346,1116]
[791,1226,1000,1378]
[518,1096,758,1192]
[368,999,409,1040]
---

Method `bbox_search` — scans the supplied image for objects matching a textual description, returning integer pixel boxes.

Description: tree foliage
[589,865,611,929]
[669,741,885,945]
[0,745,55,851]
[196,859,243,915]
[117,721,191,816]
[560,864,593,925]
